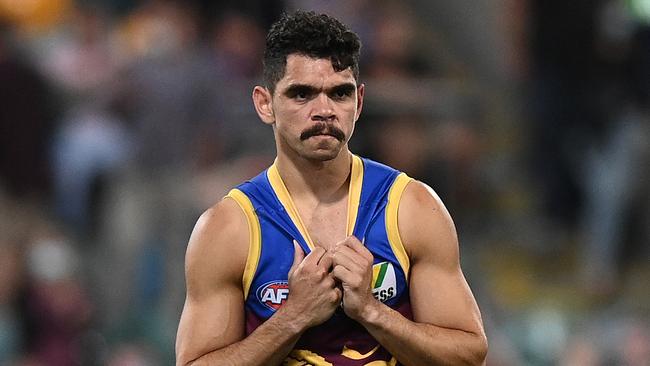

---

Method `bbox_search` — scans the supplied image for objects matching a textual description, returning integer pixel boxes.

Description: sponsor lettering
[257,281,289,310]
[371,262,397,303]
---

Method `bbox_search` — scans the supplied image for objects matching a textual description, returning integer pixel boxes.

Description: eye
[285,86,314,102]
[330,87,354,100]
[295,92,308,101]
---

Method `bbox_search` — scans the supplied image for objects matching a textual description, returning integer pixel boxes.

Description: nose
[311,93,336,122]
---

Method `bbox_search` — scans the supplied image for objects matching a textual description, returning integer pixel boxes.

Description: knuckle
[332,265,343,276]
[315,268,327,278]
[330,291,341,303]
[351,275,363,288]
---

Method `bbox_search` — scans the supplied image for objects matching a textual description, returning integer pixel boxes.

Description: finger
[331,247,365,273]
[333,242,371,267]
[317,250,334,271]
[303,246,327,267]
[289,240,305,277]
[342,236,373,261]
[322,275,337,289]
[293,240,305,263]
[331,264,354,284]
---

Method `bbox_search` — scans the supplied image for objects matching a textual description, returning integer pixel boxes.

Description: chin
[295,139,345,161]
[302,148,341,162]
[304,153,338,161]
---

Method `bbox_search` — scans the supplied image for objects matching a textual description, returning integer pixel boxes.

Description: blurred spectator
[528,0,650,294]
[369,115,434,180]
[364,1,434,79]
[0,240,25,364]
[527,0,604,230]
[51,102,133,236]
[32,4,134,236]
[114,0,208,170]
[106,342,159,366]
[577,0,650,293]
[618,320,650,366]
[210,11,263,81]
[22,234,93,366]
[365,111,487,234]
[559,334,601,366]
[37,4,117,101]
[202,10,273,159]
[0,27,56,201]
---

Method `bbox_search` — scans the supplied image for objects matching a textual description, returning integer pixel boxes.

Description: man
[176,11,487,365]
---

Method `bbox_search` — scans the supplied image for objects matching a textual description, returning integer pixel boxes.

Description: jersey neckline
[266,154,364,250]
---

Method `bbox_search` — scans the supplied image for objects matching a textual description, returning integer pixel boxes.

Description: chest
[298,199,349,249]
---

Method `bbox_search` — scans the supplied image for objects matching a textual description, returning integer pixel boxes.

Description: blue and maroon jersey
[226,155,413,365]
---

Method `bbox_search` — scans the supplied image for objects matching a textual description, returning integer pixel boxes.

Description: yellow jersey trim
[267,154,364,249]
[342,345,380,360]
[385,173,412,281]
[226,189,261,300]
[286,349,333,365]
[346,154,364,236]
[267,163,316,250]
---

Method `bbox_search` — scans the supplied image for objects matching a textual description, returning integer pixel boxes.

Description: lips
[310,133,336,139]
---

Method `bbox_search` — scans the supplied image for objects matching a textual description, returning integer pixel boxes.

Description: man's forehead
[279,54,356,87]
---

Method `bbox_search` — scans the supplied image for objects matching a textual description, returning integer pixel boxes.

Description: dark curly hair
[263,11,362,93]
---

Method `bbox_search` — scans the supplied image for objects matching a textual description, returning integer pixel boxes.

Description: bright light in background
[629,0,650,24]
[0,0,71,33]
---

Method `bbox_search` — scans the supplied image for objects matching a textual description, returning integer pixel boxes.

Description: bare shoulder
[397,180,459,267]
[185,197,250,297]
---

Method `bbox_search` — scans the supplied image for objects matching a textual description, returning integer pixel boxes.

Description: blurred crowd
[0,0,649,365]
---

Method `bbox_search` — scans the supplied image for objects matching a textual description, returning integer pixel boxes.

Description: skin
[175,54,487,365]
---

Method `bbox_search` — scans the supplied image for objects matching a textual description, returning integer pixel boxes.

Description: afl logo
[257,281,289,311]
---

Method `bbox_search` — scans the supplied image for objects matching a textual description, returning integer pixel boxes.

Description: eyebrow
[330,83,356,95]
[282,82,356,97]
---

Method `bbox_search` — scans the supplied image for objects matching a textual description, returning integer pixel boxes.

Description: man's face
[263,54,364,161]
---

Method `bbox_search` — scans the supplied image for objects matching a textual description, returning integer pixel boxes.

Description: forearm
[360,302,487,366]
[181,310,303,366]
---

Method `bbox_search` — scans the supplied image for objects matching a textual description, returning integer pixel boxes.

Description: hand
[331,236,379,321]
[280,241,342,331]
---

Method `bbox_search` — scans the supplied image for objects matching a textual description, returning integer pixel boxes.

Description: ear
[252,86,275,125]
[354,83,365,122]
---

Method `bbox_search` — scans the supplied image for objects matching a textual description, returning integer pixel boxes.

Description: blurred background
[0,0,649,365]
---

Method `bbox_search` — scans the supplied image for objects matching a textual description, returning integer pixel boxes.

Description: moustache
[300,123,345,142]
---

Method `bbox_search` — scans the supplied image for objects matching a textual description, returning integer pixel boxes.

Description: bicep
[176,282,245,363]
[399,181,484,335]
[409,256,483,334]
[176,198,250,364]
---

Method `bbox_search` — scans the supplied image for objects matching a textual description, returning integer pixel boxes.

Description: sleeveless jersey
[227,155,413,366]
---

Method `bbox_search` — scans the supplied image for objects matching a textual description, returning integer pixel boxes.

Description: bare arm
[331,181,487,366]
[176,198,342,366]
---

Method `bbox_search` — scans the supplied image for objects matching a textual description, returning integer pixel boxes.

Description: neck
[275,149,352,201]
